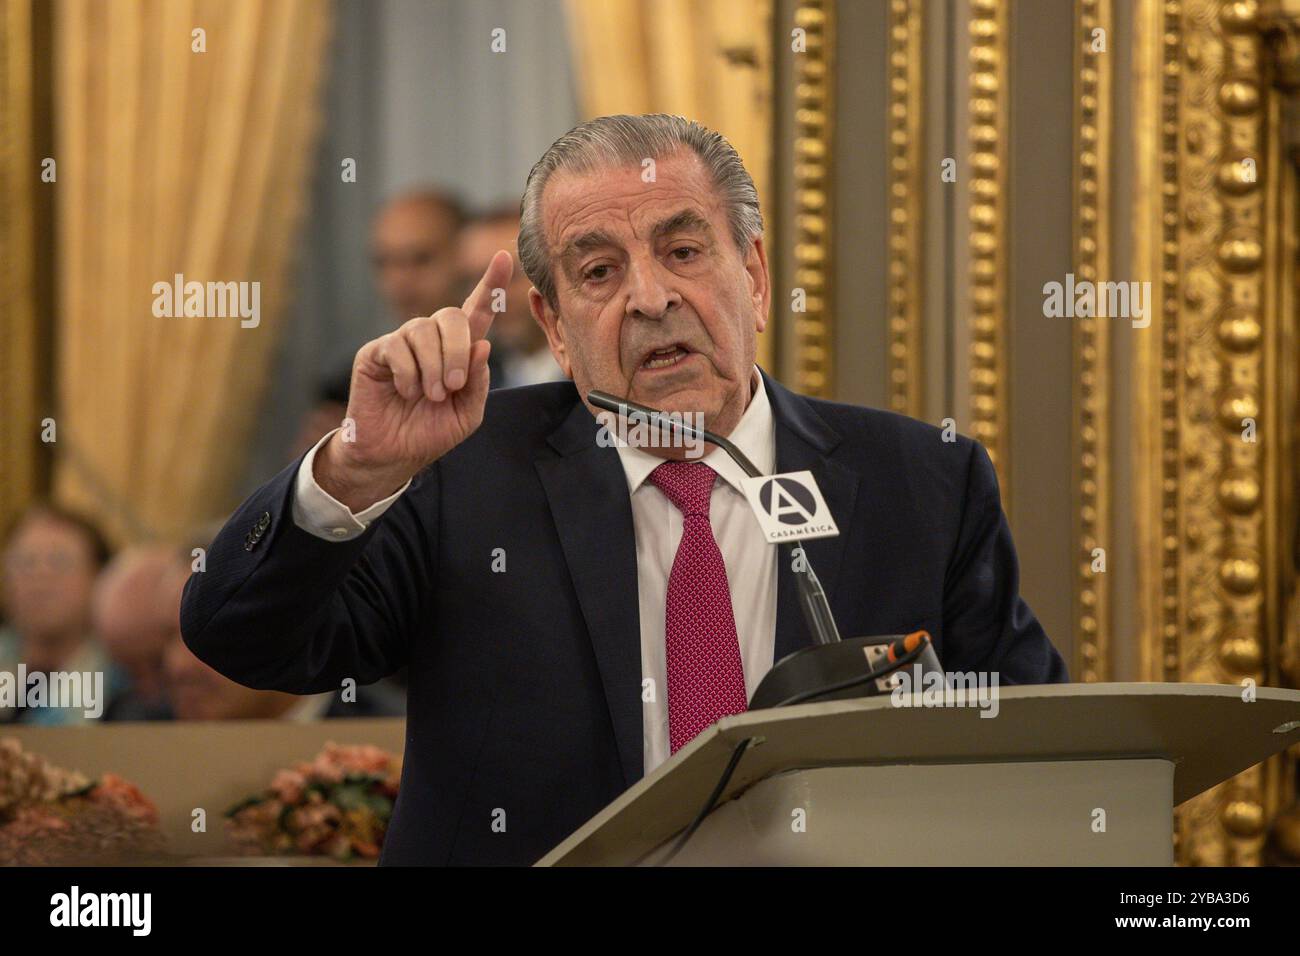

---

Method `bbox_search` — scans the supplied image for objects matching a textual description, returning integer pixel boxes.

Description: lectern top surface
[537,683,1300,866]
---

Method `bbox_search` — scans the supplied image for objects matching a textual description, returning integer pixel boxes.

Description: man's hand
[315,249,512,511]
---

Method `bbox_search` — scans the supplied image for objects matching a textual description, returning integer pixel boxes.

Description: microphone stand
[587,389,841,646]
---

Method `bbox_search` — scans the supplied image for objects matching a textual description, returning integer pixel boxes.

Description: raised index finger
[462,249,515,341]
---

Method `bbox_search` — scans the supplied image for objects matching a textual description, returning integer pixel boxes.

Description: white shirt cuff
[292,428,411,541]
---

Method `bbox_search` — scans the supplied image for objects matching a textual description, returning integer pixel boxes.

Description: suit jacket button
[256,512,271,532]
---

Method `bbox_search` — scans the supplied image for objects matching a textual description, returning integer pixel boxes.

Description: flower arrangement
[0,737,162,865]
[225,742,401,861]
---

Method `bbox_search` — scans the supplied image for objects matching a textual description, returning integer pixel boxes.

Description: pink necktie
[648,461,749,753]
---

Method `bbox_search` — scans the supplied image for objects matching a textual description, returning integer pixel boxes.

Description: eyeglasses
[3,550,89,576]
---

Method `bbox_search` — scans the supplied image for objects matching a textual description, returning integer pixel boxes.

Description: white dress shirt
[291,366,778,776]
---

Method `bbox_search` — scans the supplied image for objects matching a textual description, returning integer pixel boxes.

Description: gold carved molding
[791,0,834,398]
[966,0,1011,493]
[1133,0,1292,865]
[1073,0,1114,683]
[886,0,924,417]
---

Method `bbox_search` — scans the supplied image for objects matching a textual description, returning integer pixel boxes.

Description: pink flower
[223,742,401,858]
[92,774,160,826]
[270,769,307,804]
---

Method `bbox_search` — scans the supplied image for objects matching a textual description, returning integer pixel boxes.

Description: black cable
[771,642,929,708]
[653,736,756,866]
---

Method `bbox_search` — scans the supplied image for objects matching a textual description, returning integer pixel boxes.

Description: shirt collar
[612,366,775,496]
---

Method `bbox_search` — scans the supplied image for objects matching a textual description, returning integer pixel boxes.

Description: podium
[537,683,1300,866]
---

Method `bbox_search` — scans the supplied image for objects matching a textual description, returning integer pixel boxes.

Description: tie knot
[648,461,717,517]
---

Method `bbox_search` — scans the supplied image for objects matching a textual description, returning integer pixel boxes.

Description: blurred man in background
[0,504,126,725]
[458,202,563,389]
[160,545,404,721]
[164,632,405,721]
[288,189,465,467]
[287,366,352,463]
[370,187,466,324]
[92,545,179,721]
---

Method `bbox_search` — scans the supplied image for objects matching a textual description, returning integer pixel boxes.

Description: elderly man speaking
[181,114,1067,866]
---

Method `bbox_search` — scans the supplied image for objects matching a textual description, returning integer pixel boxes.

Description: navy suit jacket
[181,369,1067,865]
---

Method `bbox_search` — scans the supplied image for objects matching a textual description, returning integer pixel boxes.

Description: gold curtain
[0,0,49,535]
[51,0,330,543]
[562,0,775,369]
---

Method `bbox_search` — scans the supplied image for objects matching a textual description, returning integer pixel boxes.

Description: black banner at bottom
[0,863,1290,941]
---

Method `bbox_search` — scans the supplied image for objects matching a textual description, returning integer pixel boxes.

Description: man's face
[457,217,542,352]
[371,199,461,322]
[163,566,299,720]
[1,515,98,640]
[163,633,268,721]
[529,148,769,440]
[93,552,179,698]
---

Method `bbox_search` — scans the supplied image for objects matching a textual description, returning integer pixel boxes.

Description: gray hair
[517,114,764,311]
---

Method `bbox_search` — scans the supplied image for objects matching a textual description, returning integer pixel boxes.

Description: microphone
[585,388,945,710]
[587,389,841,647]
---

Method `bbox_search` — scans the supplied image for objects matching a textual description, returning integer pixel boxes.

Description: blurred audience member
[164,631,405,721]
[0,504,125,725]
[165,542,403,720]
[92,545,180,721]
[458,202,564,389]
[287,366,351,462]
[371,187,466,324]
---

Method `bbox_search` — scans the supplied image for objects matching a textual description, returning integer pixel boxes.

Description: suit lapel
[535,401,644,787]
[762,370,861,663]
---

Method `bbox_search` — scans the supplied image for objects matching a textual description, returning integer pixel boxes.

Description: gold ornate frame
[790,0,835,398]
[1073,0,1114,683]
[1133,0,1296,865]
[886,0,925,417]
[966,0,1011,491]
